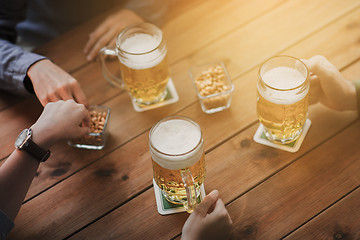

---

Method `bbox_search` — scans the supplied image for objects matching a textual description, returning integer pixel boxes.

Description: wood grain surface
[3,0,360,239]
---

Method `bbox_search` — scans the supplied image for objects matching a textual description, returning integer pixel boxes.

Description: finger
[84,33,97,54]
[86,30,116,61]
[38,96,49,107]
[306,55,337,79]
[82,108,91,128]
[46,92,62,104]
[109,38,116,47]
[71,82,89,107]
[195,190,219,217]
[308,74,321,105]
[57,85,74,101]
[84,24,110,54]
[210,198,232,223]
[300,58,308,65]
[211,198,226,215]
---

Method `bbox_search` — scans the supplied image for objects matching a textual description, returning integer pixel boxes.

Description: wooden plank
[65,118,360,240]
[1,0,359,205]
[2,0,356,212]
[284,187,360,239]
[8,62,359,239]
[0,91,25,112]
[227,121,360,239]
[0,0,286,158]
[168,0,360,80]
[33,0,285,73]
[63,112,359,240]
[163,0,286,63]
[169,4,360,151]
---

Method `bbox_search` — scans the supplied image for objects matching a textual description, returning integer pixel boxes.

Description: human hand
[302,55,357,111]
[27,59,88,107]
[30,100,91,149]
[181,190,233,240]
[84,8,144,61]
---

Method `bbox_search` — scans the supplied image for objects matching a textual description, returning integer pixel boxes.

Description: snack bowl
[68,105,110,150]
[188,61,234,114]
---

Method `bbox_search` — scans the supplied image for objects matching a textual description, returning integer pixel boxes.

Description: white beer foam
[259,66,308,105]
[119,33,165,69]
[150,119,203,170]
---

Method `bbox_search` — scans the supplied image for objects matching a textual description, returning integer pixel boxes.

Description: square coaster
[153,179,206,215]
[131,78,179,112]
[253,119,311,153]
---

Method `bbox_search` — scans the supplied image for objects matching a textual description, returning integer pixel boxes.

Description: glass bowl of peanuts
[189,61,234,114]
[68,105,110,150]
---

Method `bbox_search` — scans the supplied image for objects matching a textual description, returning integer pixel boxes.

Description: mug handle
[180,169,198,213]
[99,47,124,88]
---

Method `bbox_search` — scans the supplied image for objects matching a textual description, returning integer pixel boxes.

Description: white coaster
[131,78,179,112]
[153,179,206,215]
[253,119,312,153]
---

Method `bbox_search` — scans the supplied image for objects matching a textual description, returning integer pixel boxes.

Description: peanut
[194,65,231,110]
[89,110,107,133]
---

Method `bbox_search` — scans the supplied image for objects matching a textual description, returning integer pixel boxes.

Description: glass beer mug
[257,55,309,144]
[149,116,206,213]
[100,22,170,106]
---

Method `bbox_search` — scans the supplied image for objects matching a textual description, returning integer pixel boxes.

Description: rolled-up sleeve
[0,0,46,96]
[0,209,14,239]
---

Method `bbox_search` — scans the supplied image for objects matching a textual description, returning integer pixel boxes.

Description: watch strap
[23,138,51,162]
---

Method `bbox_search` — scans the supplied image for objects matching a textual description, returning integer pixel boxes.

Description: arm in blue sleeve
[0,39,46,96]
[0,209,14,238]
[0,0,47,96]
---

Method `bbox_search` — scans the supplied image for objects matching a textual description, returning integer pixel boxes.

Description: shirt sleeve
[0,0,46,96]
[0,39,47,96]
[0,209,14,239]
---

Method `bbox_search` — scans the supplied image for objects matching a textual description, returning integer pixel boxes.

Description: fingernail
[86,55,92,61]
[210,190,219,197]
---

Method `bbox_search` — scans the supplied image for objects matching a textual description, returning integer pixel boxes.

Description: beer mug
[149,116,206,213]
[100,22,170,105]
[257,56,309,144]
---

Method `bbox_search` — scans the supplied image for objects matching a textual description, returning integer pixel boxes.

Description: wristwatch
[15,128,51,162]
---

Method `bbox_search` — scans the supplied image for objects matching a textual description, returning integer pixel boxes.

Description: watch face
[15,129,30,148]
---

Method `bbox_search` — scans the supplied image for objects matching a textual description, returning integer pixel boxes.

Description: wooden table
[1,0,360,239]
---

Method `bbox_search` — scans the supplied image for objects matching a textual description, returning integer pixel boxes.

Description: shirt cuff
[0,209,14,238]
[7,50,47,96]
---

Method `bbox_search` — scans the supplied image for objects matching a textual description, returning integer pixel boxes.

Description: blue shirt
[0,0,120,96]
[0,209,13,239]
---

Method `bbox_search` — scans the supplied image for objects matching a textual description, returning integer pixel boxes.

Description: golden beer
[119,53,169,105]
[117,24,170,105]
[149,116,205,209]
[99,23,170,105]
[152,154,205,203]
[257,56,309,144]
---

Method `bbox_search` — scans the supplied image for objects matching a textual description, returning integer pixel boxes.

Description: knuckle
[312,55,326,63]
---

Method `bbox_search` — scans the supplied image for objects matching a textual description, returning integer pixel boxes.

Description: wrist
[27,59,51,83]
[30,124,56,149]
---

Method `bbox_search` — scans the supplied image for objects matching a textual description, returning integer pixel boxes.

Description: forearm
[0,150,40,221]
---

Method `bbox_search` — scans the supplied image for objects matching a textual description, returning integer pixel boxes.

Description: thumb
[77,126,91,138]
[195,190,219,217]
[308,74,321,105]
